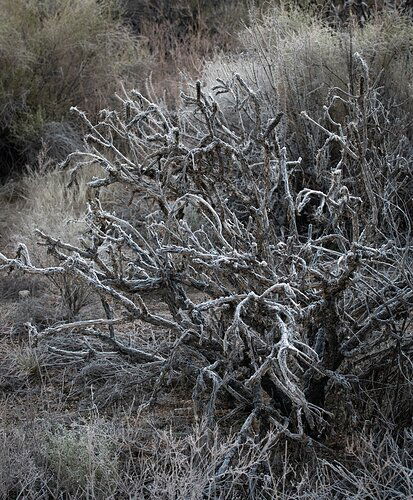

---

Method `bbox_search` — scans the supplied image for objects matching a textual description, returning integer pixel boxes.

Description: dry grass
[0,148,118,323]
[129,0,263,106]
[4,144,128,255]
[0,399,412,499]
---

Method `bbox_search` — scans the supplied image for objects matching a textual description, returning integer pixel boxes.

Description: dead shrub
[2,56,411,492]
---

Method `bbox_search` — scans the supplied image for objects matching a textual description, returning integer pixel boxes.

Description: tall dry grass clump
[121,0,268,105]
[0,0,141,174]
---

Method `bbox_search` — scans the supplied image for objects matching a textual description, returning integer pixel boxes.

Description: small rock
[18,290,31,300]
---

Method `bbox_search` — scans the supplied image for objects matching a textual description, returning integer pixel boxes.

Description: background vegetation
[0,0,141,175]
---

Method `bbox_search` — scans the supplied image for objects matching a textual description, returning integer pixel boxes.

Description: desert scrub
[1,4,412,497]
[2,148,124,322]
[1,419,412,498]
[3,61,411,494]
[0,0,142,174]
[44,423,119,498]
[7,146,124,255]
